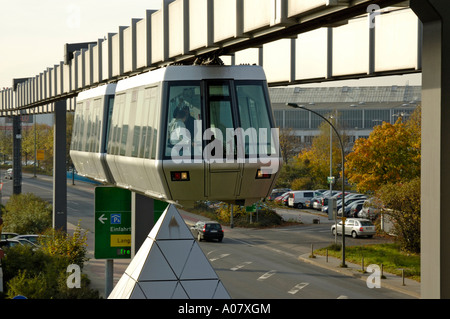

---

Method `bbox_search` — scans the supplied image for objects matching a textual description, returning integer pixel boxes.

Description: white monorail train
[70,65,281,207]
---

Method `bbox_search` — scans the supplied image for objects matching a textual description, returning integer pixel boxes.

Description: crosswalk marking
[231,261,252,271]
[288,283,309,295]
[258,270,277,281]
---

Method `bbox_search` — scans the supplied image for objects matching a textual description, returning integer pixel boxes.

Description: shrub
[376,178,420,253]
[6,270,51,299]
[38,225,89,268]
[2,226,98,299]
[2,193,52,234]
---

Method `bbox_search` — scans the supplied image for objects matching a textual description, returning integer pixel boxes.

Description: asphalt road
[0,173,413,299]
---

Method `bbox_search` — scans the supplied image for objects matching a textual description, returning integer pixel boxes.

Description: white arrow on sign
[98,214,107,224]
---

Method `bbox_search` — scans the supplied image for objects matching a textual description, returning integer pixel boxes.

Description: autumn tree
[345,106,421,193]
[22,123,54,170]
[295,115,350,189]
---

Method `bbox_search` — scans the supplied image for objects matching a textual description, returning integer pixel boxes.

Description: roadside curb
[298,253,420,299]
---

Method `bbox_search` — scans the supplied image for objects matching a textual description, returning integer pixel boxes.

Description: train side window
[84,100,92,152]
[119,92,132,156]
[72,102,83,151]
[91,98,102,152]
[236,82,272,156]
[104,96,115,153]
[144,86,159,159]
[139,88,151,158]
[78,107,85,151]
[131,89,143,158]
[107,93,125,155]
[165,82,201,159]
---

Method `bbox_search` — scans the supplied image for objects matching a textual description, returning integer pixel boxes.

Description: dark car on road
[191,221,224,242]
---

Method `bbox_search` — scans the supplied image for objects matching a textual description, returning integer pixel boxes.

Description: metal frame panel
[112,27,126,78]
[168,0,190,58]
[332,15,369,76]
[375,8,419,72]
[102,33,114,81]
[151,10,164,64]
[213,0,243,43]
[189,0,214,52]
[124,19,141,74]
[287,0,329,18]
[93,39,102,84]
[136,10,156,70]
[243,0,271,33]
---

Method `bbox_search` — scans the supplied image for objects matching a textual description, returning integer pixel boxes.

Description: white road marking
[230,261,252,271]
[257,270,277,281]
[288,283,309,295]
[209,253,230,262]
[337,295,349,299]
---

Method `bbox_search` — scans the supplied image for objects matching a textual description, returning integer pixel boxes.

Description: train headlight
[171,171,190,181]
[256,169,271,179]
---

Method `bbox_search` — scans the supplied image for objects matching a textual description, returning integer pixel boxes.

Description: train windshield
[164,80,274,160]
[166,82,202,159]
[235,81,273,157]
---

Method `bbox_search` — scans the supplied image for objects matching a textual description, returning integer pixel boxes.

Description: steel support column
[411,0,450,299]
[53,100,67,232]
[131,192,155,258]
[12,116,22,195]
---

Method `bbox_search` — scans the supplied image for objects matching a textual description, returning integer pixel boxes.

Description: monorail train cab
[70,65,281,207]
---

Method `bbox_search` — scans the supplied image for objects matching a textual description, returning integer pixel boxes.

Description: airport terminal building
[268,85,421,149]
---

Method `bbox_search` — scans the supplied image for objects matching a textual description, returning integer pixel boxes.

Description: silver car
[331,218,376,238]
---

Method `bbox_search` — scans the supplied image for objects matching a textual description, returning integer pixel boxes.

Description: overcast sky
[0,1,422,89]
[0,0,162,89]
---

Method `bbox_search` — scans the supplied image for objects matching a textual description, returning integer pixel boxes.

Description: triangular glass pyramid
[108,204,230,299]
[157,239,195,278]
[148,204,193,240]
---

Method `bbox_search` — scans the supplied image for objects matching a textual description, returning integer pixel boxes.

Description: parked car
[288,191,321,209]
[0,238,37,249]
[267,188,291,201]
[338,199,366,217]
[358,198,382,220]
[1,232,19,240]
[331,218,376,238]
[190,221,224,242]
[274,192,290,206]
[12,234,45,245]
[349,202,364,218]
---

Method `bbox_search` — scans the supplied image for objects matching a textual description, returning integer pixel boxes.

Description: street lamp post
[287,103,346,267]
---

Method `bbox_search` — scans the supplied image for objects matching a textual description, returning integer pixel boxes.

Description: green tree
[2,193,52,234]
[295,115,349,189]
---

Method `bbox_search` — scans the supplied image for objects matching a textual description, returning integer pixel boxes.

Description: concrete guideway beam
[0,0,409,114]
[410,0,450,299]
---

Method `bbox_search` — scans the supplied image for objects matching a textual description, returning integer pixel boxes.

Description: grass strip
[315,243,420,281]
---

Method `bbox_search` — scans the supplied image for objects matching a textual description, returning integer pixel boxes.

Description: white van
[288,191,321,209]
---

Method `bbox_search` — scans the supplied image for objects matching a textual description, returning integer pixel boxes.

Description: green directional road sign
[95,187,132,259]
